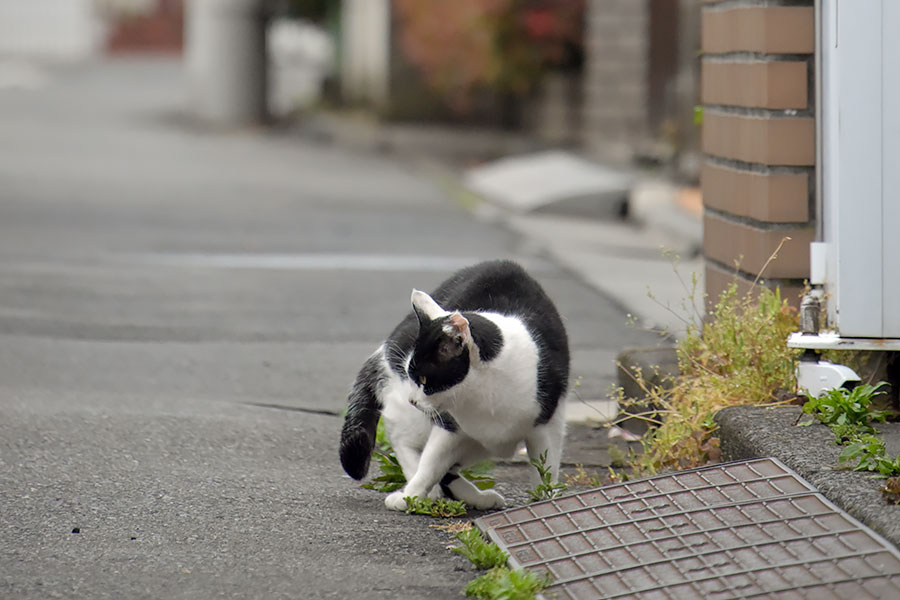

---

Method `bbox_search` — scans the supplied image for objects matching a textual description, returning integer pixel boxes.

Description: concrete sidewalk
[299,112,706,340]
[298,106,900,557]
[0,57,665,599]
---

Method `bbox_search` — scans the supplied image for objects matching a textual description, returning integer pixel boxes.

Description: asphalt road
[0,58,656,599]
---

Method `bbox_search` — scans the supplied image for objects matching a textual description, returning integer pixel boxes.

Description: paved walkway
[0,57,661,598]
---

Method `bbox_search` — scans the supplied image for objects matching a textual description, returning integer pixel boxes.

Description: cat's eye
[419,375,427,386]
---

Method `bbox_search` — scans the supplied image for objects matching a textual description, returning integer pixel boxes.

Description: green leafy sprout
[450,527,550,600]
[801,382,900,478]
[404,496,467,518]
[464,566,551,600]
[839,434,900,477]
[527,451,567,502]
[461,460,497,490]
[801,383,889,442]
[360,451,405,493]
[451,528,508,569]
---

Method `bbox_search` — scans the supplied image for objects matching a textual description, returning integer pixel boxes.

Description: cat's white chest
[444,314,541,453]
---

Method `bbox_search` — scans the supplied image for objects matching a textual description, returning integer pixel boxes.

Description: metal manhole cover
[475,458,900,599]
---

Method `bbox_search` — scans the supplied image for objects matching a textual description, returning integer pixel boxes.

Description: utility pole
[185,0,269,125]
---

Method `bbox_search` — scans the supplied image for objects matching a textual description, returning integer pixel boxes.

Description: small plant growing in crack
[451,528,508,569]
[839,434,900,477]
[801,382,890,442]
[528,451,567,502]
[404,496,467,518]
[464,566,552,600]
[449,526,550,599]
[360,451,405,493]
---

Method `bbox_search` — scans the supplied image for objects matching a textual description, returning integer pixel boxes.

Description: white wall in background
[0,0,104,59]
[340,0,389,108]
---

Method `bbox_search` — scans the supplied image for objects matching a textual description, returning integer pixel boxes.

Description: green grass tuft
[403,496,467,518]
[461,460,496,490]
[360,451,405,493]
[464,567,551,600]
[451,528,508,569]
[527,451,567,502]
[614,275,801,475]
[802,382,889,442]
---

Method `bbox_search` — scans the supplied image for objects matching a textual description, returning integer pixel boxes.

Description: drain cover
[476,458,900,599]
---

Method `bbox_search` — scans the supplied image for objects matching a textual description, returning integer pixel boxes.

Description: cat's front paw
[385,491,409,512]
[469,489,506,510]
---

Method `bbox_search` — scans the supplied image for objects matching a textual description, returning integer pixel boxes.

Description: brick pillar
[700,2,815,305]
[582,0,650,164]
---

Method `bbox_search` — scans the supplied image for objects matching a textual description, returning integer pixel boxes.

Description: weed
[605,466,630,484]
[839,434,900,477]
[360,451,406,492]
[461,460,497,490]
[615,274,800,475]
[375,416,392,453]
[607,444,628,468]
[527,451,567,501]
[404,496,468,518]
[882,477,900,504]
[361,417,407,492]
[464,567,551,600]
[801,383,889,442]
[564,464,605,488]
[451,528,508,569]
[430,520,472,535]
[448,524,549,599]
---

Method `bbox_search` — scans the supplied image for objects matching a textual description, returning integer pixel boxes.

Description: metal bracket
[789,331,900,352]
[796,359,861,398]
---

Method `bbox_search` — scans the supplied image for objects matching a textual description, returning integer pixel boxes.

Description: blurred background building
[334,0,701,175]
[0,0,701,174]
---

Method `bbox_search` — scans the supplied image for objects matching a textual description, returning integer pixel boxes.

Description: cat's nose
[409,398,418,407]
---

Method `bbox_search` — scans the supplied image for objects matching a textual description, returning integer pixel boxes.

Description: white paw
[468,489,506,511]
[385,491,409,511]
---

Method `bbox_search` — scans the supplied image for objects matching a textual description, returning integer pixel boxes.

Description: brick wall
[106,0,183,54]
[700,1,815,305]
[582,0,650,163]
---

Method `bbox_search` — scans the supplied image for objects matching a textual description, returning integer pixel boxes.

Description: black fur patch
[339,354,386,480]
[431,411,459,432]
[408,315,470,396]
[439,471,460,499]
[464,313,503,362]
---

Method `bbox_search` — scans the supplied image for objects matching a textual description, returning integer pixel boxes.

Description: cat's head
[406,290,472,404]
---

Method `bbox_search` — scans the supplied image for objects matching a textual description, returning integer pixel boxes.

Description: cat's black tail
[339,353,384,480]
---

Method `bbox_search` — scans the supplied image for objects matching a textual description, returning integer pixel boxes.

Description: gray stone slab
[716,405,900,550]
[464,150,631,219]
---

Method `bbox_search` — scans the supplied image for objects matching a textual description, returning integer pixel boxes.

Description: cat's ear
[411,289,447,322]
[443,312,470,339]
[439,312,470,360]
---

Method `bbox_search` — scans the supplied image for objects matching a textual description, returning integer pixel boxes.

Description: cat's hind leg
[441,468,505,510]
[525,412,567,487]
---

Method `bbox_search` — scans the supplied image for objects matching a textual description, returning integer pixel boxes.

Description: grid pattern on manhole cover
[475,458,900,599]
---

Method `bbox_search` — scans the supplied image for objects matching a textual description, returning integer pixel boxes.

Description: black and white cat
[339,260,570,511]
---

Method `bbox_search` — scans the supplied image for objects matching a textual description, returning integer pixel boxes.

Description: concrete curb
[716,405,900,549]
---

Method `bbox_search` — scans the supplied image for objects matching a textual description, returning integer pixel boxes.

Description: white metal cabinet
[821,0,900,339]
